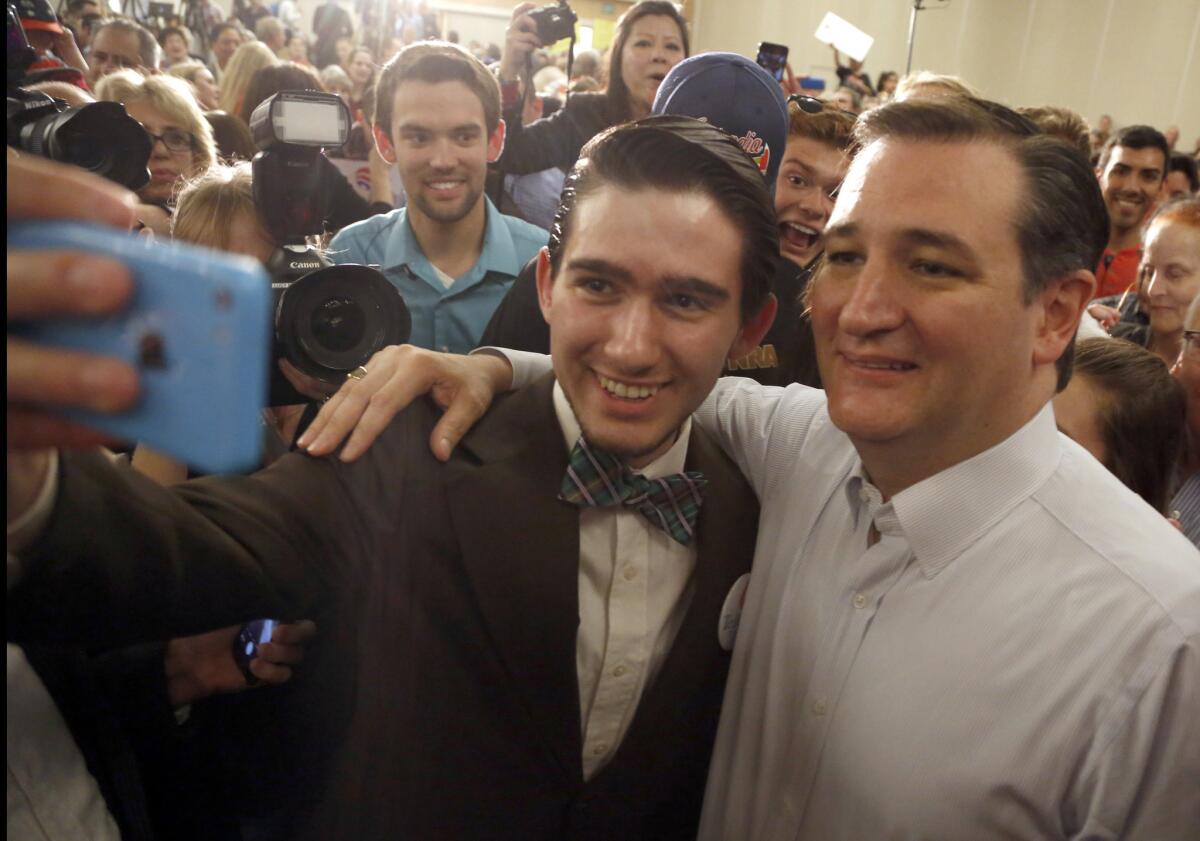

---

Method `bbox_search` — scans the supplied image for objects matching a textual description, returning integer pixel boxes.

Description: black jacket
[497,91,620,175]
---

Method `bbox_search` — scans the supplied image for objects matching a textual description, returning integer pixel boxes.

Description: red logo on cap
[737,130,771,175]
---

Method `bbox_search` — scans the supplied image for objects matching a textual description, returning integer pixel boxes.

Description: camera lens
[15,101,151,190]
[275,264,410,384]
[310,297,366,353]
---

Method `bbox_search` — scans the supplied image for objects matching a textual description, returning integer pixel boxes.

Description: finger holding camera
[499,2,542,82]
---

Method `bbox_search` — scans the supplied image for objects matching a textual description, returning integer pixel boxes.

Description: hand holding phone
[8,220,272,473]
[756,41,789,83]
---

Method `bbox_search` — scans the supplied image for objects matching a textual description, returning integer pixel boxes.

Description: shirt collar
[845,404,1062,578]
[552,380,691,480]
[384,196,523,279]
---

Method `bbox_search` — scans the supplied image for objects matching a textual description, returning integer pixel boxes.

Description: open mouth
[780,221,820,253]
[598,374,661,400]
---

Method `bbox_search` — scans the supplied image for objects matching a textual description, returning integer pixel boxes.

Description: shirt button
[812,698,827,716]
[612,664,627,678]
[622,566,638,581]
[853,593,867,609]
[592,743,607,756]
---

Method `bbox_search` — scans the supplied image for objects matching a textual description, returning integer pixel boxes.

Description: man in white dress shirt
[307,96,1200,838]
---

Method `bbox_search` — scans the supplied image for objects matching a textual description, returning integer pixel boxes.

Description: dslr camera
[249,91,410,405]
[528,0,577,45]
[6,2,151,190]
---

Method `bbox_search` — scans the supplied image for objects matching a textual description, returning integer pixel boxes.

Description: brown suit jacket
[11,374,760,840]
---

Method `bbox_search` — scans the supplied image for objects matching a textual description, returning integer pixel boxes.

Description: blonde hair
[95,68,216,175]
[894,70,980,102]
[166,59,211,86]
[1017,105,1091,159]
[172,163,257,249]
[218,41,279,117]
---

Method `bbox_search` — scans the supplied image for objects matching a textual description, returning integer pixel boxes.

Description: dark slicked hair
[1097,124,1169,175]
[548,115,778,320]
[853,96,1109,391]
[373,41,500,139]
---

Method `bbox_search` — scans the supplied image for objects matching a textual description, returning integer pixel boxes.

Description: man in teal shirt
[330,41,547,353]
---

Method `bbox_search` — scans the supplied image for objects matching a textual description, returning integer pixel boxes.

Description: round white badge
[718,573,752,651]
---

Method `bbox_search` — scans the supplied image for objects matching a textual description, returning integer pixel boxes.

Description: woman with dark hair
[1053,336,1186,514]
[493,0,689,174]
[237,60,324,124]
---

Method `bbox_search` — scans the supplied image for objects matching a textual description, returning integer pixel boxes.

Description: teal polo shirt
[328,197,548,353]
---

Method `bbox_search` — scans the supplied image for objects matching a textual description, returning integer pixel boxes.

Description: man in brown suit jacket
[8,116,779,839]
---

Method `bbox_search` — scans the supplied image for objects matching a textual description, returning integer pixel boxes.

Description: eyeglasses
[144,127,196,153]
[787,94,824,115]
[1184,330,1200,354]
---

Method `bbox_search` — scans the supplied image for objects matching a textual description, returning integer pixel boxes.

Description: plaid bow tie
[559,437,708,546]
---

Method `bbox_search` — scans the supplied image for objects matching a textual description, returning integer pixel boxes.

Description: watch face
[232,618,278,672]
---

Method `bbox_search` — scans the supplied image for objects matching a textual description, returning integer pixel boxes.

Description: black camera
[249,91,410,405]
[528,0,577,45]
[6,2,151,190]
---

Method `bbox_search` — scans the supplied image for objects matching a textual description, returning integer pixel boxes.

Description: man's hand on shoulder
[298,344,512,463]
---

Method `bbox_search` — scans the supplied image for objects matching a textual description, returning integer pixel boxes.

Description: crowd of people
[7,0,1200,839]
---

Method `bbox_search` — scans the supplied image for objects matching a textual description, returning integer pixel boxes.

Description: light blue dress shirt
[328,197,547,354]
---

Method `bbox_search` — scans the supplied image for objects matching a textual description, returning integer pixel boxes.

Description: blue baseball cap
[652,52,789,191]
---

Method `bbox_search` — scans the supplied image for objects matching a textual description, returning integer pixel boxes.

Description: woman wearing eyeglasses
[94,69,217,236]
[1111,198,1200,366]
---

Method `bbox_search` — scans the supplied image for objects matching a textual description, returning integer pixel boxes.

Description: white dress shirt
[695,378,1200,841]
[501,351,1200,839]
[552,382,698,779]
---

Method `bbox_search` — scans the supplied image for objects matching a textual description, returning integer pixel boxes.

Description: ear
[728,293,778,362]
[534,247,554,326]
[1032,269,1095,370]
[373,124,397,164]
[487,118,507,164]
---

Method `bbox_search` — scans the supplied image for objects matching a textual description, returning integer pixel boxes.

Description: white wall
[691,0,1200,149]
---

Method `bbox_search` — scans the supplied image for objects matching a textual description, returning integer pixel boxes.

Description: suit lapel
[447,374,584,782]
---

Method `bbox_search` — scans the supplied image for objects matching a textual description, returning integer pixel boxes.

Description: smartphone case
[10,221,272,473]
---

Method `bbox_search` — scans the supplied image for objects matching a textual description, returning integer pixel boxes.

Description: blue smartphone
[8,221,272,473]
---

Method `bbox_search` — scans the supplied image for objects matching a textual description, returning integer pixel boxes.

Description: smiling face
[125,99,196,204]
[163,32,188,61]
[537,186,768,467]
[813,138,1070,490]
[1143,218,1200,339]
[212,27,242,66]
[382,79,503,229]
[618,14,685,115]
[349,50,374,87]
[1099,144,1166,237]
[774,135,849,268]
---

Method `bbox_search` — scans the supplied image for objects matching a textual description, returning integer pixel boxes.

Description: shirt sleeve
[6,449,60,567]
[472,348,552,390]
[693,377,827,500]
